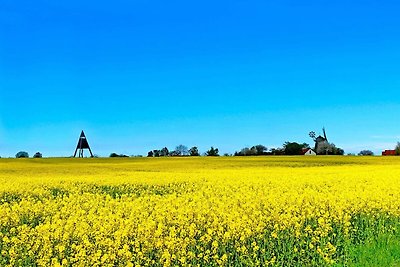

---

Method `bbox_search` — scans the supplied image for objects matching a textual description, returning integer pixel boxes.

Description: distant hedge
[16,151,29,158]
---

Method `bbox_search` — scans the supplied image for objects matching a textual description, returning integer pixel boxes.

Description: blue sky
[1,0,400,157]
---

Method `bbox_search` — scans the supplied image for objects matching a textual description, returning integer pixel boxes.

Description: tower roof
[76,131,90,149]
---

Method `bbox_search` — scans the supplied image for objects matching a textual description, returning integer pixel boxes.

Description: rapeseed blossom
[0,156,399,266]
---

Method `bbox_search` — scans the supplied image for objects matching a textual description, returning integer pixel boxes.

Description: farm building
[303,148,317,156]
[382,150,396,156]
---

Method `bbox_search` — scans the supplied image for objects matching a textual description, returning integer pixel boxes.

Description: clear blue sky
[1,0,400,157]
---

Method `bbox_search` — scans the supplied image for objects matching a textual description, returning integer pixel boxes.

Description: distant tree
[153,150,161,157]
[160,147,169,157]
[206,147,219,156]
[223,153,231,157]
[175,145,188,156]
[358,150,374,156]
[189,146,200,156]
[110,153,128,157]
[249,147,258,155]
[239,147,256,156]
[235,147,246,156]
[33,152,42,158]
[169,150,180,157]
[270,147,285,155]
[316,142,333,155]
[16,151,29,158]
[395,142,400,156]
[283,142,309,155]
[337,149,345,155]
[316,142,344,155]
[147,151,154,157]
[253,145,268,155]
[331,144,345,155]
[235,145,268,156]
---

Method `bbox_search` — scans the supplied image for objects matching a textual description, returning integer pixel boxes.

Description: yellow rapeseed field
[0,156,399,266]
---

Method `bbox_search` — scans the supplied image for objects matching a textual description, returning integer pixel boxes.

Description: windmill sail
[323,127,328,142]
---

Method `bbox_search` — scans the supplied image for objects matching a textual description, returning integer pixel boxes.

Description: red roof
[302,148,309,154]
[382,150,396,156]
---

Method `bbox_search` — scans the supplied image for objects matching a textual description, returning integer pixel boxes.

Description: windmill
[309,127,329,154]
[73,130,94,158]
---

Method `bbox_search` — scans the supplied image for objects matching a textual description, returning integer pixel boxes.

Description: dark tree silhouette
[189,147,200,156]
[175,145,188,156]
[110,153,128,157]
[235,145,268,156]
[33,152,42,158]
[358,150,374,156]
[270,148,285,155]
[153,150,161,157]
[253,145,268,155]
[16,151,29,158]
[206,147,219,156]
[283,142,309,155]
[169,150,180,156]
[160,147,169,157]
[396,142,400,155]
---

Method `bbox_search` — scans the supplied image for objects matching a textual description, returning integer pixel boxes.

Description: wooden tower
[74,130,93,158]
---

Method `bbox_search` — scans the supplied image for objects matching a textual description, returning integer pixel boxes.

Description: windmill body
[74,131,94,158]
[314,127,329,153]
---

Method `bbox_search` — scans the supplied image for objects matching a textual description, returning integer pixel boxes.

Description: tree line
[18,141,400,158]
[11,141,343,158]
[145,141,345,158]
[146,145,219,157]
[235,142,344,156]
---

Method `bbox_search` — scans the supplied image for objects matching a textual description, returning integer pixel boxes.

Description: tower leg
[88,147,94,157]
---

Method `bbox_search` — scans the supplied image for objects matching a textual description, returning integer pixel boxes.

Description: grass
[337,233,400,267]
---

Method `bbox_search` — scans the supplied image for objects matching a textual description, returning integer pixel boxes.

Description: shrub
[16,151,29,158]
[358,150,374,156]
[33,152,42,158]
[206,147,219,156]
[110,153,129,158]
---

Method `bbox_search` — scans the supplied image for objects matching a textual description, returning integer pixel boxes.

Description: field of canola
[0,156,400,266]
